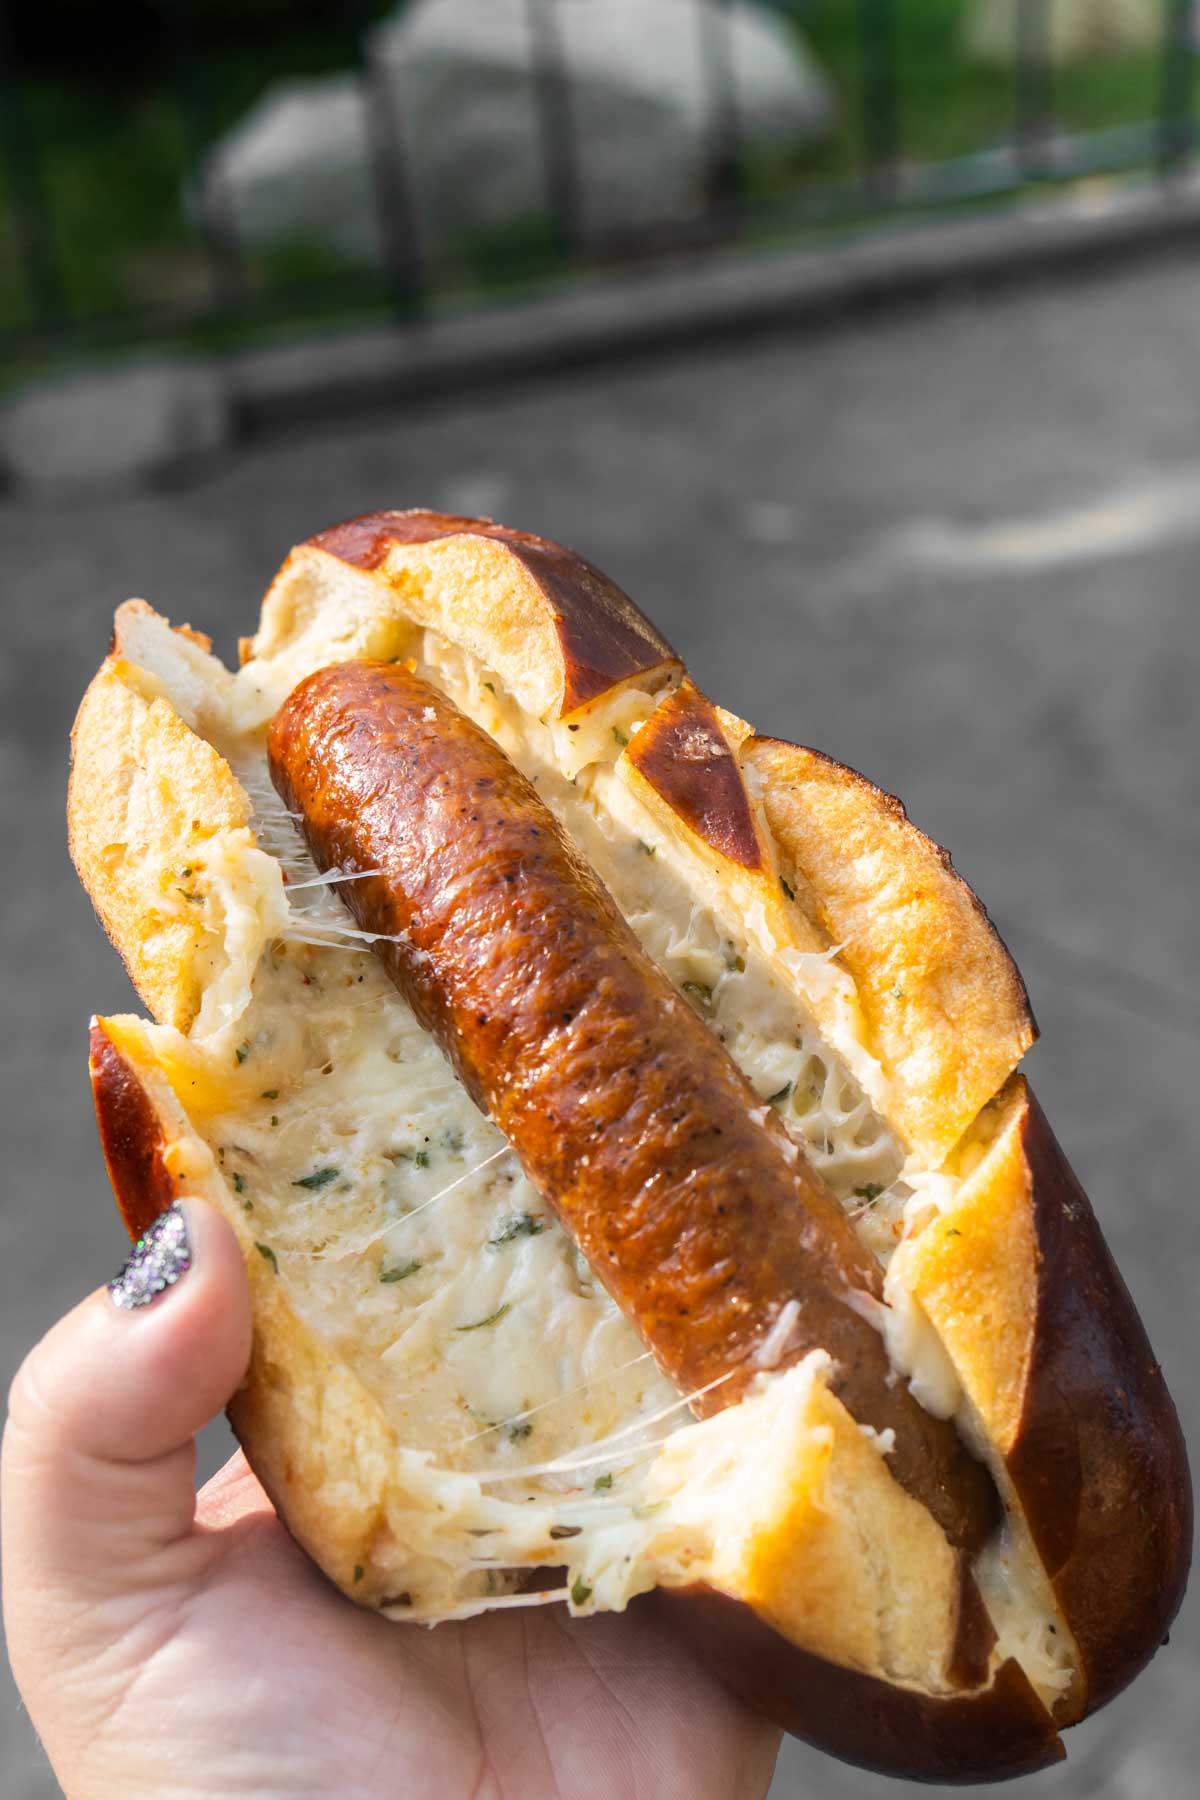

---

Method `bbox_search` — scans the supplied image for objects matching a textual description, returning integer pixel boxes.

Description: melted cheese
[975,1527,1076,1706]
[113,615,1073,1698]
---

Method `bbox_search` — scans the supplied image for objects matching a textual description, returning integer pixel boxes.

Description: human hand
[2,1200,781,1799]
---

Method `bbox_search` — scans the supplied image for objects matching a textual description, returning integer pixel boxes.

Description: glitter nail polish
[108,1203,192,1310]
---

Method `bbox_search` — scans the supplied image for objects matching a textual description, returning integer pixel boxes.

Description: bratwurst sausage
[269,661,998,1554]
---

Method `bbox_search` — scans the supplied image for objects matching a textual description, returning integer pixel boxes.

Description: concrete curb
[6,173,1199,494]
[230,173,1200,432]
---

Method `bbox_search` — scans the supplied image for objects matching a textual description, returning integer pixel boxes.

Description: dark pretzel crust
[1008,1092,1192,1714]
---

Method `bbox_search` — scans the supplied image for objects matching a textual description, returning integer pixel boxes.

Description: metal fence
[1,0,1198,364]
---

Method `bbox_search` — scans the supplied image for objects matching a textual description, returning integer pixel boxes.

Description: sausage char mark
[269,661,999,1555]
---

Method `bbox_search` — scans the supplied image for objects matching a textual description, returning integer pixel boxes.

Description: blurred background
[1,2,1197,1797]
[1,0,1199,370]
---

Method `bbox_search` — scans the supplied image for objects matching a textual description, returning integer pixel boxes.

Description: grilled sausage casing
[269,661,998,1554]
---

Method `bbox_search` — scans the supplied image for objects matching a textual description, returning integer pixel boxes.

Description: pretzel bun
[69,511,1190,1783]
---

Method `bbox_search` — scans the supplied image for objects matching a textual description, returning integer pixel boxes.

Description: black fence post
[1013,0,1054,180]
[526,0,579,256]
[0,5,66,329]
[352,0,426,317]
[163,0,247,308]
[858,0,900,203]
[1159,0,1198,177]
[698,0,744,225]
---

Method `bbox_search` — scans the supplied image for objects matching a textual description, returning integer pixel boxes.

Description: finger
[196,1446,277,1530]
[2,1198,251,1599]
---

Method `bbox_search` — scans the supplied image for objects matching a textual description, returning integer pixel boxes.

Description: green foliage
[763,1,1161,181]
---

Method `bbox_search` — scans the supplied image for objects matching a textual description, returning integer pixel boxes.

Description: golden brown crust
[69,653,250,1032]
[657,1585,1062,1784]
[664,1367,991,1693]
[745,736,1036,1164]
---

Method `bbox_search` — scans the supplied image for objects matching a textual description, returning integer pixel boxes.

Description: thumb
[2,1198,252,1607]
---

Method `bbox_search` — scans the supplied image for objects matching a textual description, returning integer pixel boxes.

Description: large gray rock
[965,0,1162,66]
[0,360,230,495]
[205,0,833,270]
[205,74,381,265]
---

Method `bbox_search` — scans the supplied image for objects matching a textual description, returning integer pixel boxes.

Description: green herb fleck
[483,681,496,695]
[722,943,745,973]
[632,1499,668,1520]
[505,1420,534,1443]
[293,1167,340,1191]
[180,866,193,878]
[387,1145,432,1170]
[780,876,796,902]
[235,1042,250,1065]
[353,1565,364,1584]
[681,980,713,1008]
[946,1227,962,1237]
[261,1089,279,1100]
[637,840,655,857]
[270,1115,279,1128]
[890,981,905,999]
[593,1472,613,1492]
[549,1523,581,1539]
[442,1126,465,1153]
[488,1213,545,1249]
[255,1243,278,1273]
[380,1258,422,1283]
[242,1200,254,1214]
[456,1303,512,1333]
[570,1575,593,1607]
[178,887,204,904]
[232,1172,246,1195]
[767,1083,792,1106]
[612,726,630,748]
[853,1183,885,1204]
